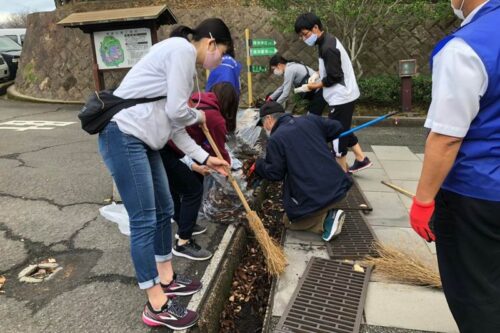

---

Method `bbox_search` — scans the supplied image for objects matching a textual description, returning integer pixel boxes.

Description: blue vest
[431,0,500,202]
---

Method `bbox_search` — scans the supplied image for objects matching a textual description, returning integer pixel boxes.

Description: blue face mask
[304,33,318,47]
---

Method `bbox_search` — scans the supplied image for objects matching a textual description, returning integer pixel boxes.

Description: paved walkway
[272,145,459,333]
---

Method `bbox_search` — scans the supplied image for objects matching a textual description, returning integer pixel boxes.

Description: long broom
[201,125,287,276]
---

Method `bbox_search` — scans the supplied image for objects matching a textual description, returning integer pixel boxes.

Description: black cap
[256,101,285,126]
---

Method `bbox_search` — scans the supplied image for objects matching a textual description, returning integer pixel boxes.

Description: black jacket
[317,33,345,88]
[255,114,352,221]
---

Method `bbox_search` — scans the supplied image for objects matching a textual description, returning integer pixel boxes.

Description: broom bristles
[247,211,287,276]
[362,243,442,289]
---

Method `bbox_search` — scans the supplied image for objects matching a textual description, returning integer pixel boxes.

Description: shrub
[358,74,432,107]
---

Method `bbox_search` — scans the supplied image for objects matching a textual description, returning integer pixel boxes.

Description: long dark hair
[170,18,232,46]
[211,82,239,133]
[269,54,300,68]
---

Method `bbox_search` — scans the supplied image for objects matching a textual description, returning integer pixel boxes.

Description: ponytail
[170,25,195,40]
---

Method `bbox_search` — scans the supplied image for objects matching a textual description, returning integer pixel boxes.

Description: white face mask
[273,68,284,76]
[451,0,466,20]
[304,33,318,47]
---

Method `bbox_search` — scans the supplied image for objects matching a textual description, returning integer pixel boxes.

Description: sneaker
[172,239,213,261]
[349,157,373,173]
[162,273,203,296]
[191,224,207,236]
[322,209,346,242]
[142,298,198,330]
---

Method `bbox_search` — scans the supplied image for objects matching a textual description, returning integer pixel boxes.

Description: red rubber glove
[265,96,273,102]
[248,162,256,177]
[410,197,436,242]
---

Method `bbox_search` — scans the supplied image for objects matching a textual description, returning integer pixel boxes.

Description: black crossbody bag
[79,90,165,135]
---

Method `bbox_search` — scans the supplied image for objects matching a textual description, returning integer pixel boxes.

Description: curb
[0,80,14,95]
[352,115,425,127]
[7,85,83,105]
[186,224,248,333]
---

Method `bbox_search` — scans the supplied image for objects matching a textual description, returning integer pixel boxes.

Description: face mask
[273,68,284,76]
[451,0,465,20]
[203,40,222,70]
[304,33,318,47]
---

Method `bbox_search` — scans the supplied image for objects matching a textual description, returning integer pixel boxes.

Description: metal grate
[326,210,379,260]
[275,258,372,333]
[332,179,372,212]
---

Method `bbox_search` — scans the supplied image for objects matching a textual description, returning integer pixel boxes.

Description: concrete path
[272,144,459,333]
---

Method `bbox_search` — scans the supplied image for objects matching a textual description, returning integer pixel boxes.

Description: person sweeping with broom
[411,1,500,332]
[252,102,352,242]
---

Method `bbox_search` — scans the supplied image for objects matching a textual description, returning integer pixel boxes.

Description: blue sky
[0,0,55,23]
[0,0,55,13]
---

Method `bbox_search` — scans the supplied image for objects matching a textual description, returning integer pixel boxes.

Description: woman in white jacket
[98,18,232,330]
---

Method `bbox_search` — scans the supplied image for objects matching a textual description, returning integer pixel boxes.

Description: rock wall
[15,3,456,103]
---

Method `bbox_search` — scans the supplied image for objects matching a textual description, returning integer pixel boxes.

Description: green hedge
[358,75,432,107]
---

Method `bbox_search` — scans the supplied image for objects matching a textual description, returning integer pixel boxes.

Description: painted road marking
[0,121,76,131]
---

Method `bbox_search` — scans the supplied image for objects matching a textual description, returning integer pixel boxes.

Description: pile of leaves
[220,182,284,333]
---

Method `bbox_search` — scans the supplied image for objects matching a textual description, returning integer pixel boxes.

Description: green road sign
[250,47,278,57]
[250,39,276,47]
[250,65,268,73]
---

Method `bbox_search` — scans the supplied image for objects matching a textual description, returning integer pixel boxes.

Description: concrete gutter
[182,224,248,333]
[7,85,83,105]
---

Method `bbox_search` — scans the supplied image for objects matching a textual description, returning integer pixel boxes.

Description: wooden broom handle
[201,125,252,213]
[381,180,415,198]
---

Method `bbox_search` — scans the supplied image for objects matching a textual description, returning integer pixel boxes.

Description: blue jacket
[206,55,242,95]
[255,114,352,221]
[432,0,500,201]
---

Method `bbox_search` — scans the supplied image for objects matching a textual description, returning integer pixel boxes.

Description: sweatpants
[434,189,500,333]
[159,146,204,240]
[328,101,358,157]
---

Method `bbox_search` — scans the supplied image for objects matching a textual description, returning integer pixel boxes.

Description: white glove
[308,72,320,84]
[294,84,311,94]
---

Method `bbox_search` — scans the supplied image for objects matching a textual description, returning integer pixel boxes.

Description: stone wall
[15,3,456,103]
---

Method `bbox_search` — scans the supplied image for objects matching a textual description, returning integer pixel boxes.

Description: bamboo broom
[201,125,287,276]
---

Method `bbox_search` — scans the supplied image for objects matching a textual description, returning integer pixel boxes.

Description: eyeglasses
[298,30,312,40]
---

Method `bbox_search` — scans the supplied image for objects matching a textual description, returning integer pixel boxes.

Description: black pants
[159,146,204,240]
[307,89,328,116]
[435,189,500,333]
[328,101,358,157]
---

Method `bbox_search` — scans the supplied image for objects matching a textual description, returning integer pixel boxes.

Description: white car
[0,54,9,82]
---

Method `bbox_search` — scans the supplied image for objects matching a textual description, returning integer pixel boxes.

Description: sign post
[245,30,277,108]
[58,5,177,91]
[399,59,417,113]
[245,28,253,108]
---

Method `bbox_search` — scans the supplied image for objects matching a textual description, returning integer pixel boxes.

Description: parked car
[0,28,26,46]
[0,36,21,80]
[0,54,9,82]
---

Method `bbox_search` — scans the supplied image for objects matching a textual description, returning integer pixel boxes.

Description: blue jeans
[98,122,174,289]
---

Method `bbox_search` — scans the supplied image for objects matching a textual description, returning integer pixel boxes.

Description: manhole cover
[275,258,372,333]
[332,179,372,212]
[326,210,379,260]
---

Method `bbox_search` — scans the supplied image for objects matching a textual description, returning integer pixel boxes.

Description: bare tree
[0,12,30,28]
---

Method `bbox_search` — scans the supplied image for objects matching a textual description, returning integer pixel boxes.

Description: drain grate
[326,210,379,260]
[275,258,372,333]
[332,179,372,212]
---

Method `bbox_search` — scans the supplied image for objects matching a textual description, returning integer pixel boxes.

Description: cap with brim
[256,101,285,126]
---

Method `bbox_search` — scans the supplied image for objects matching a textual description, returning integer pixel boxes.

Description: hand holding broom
[201,124,287,276]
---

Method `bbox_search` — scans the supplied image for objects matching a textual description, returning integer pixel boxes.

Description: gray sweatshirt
[270,62,315,105]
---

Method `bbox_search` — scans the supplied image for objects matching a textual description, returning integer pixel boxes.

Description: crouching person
[254,102,352,241]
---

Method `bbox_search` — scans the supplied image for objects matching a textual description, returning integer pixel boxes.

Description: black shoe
[349,157,373,173]
[191,224,207,236]
[172,239,213,261]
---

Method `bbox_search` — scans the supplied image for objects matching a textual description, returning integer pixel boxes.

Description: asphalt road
[0,98,225,333]
[0,99,428,332]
